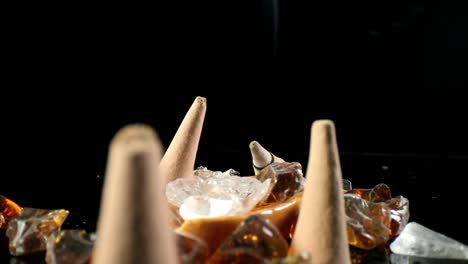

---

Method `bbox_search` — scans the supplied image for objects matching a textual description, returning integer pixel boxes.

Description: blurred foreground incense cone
[160,96,207,184]
[249,140,285,175]
[291,120,350,264]
[94,124,178,264]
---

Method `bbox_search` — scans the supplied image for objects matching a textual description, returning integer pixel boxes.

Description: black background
[2,0,468,262]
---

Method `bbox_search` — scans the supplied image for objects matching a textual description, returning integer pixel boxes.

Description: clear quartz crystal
[166,167,271,220]
[390,222,468,260]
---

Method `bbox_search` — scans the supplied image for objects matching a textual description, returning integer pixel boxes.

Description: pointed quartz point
[390,222,468,260]
[249,141,285,175]
[93,124,178,264]
[160,96,207,184]
[291,120,351,264]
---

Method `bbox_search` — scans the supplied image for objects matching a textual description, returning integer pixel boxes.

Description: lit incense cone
[249,140,285,175]
[291,120,350,264]
[94,124,178,264]
[160,96,207,184]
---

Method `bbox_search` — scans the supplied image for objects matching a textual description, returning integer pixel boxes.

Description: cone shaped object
[291,120,350,264]
[249,140,285,175]
[94,124,178,264]
[161,96,207,184]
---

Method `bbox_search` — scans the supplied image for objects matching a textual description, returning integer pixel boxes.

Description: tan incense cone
[94,124,178,264]
[249,140,285,175]
[160,96,206,184]
[291,120,350,264]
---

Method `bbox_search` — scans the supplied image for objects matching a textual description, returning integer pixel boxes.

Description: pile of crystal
[6,208,69,256]
[166,163,304,220]
[390,222,468,260]
[0,196,96,264]
[344,183,410,249]
[166,162,306,263]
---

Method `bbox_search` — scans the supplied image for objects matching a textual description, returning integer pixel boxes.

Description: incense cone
[291,120,350,264]
[160,96,206,184]
[94,124,178,264]
[249,141,285,175]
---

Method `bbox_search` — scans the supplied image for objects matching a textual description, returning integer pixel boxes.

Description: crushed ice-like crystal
[166,167,271,220]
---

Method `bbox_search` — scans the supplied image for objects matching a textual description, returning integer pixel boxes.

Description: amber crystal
[346,183,410,238]
[208,214,288,264]
[346,183,392,202]
[251,194,302,243]
[45,229,95,264]
[345,194,391,250]
[178,193,302,256]
[256,162,305,205]
[175,230,209,264]
[7,208,69,256]
[0,195,22,229]
[387,195,410,237]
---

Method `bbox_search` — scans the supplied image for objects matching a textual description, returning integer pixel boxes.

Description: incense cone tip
[249,140,260,150]
[195,96,207,105]
[311,119,335,131]
[249,140,274,170]
[111,124,161,152]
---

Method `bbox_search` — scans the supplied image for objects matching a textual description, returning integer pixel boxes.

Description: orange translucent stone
[208,214,288,264]
[0,195,22,229]
[345,194,391,249]
[346,183,392,202]
[251,194,302,244]
[346,184,409,240]
[386,195,409,237]
[175,230,209,264]
[178,194,302,255]
[256,162,305,205]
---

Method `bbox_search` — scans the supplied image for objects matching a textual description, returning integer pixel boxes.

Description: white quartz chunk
[390,222,468,260]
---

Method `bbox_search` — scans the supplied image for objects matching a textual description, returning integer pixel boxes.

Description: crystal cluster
[0,161,429,264]
[345,183,409,249]
[170,161,306,263]
[46,230,96,264]
[166,167,271,220]
[0,194,96,263]
[0,195,22,229]
[6,208,69,256]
